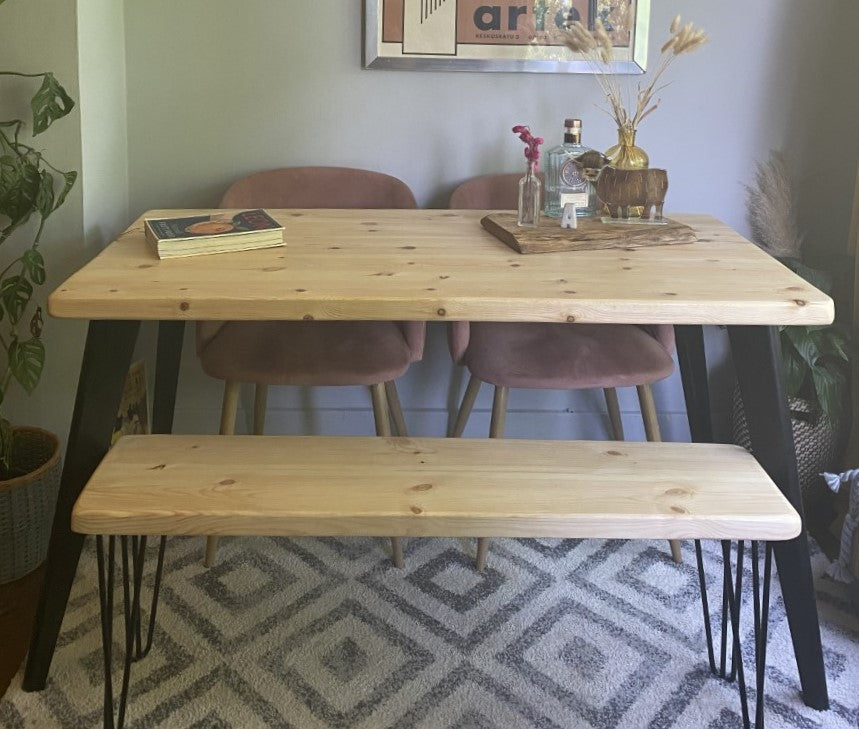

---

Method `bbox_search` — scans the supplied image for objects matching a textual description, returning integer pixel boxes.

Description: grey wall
[116,0,859,442]
[0,0,85,445]
[5,1,859,447]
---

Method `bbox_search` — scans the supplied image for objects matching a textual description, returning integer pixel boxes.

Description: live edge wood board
[481,213,697,254]
[48,210,833,326]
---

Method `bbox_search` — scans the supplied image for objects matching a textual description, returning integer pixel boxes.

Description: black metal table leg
[675,325,714,443]
[728,325,829,710]
[23,320,141,691]
[152,321,185,435]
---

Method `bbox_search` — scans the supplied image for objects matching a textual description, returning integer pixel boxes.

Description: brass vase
[602,126,649,218]
[605,126,649,170]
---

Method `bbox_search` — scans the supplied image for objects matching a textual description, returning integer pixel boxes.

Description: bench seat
[71,435,800,542]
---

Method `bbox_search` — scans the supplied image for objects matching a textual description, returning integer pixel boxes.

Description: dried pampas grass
[746,151,804,259]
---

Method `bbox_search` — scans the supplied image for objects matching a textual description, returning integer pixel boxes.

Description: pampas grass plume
[746,150,804,259]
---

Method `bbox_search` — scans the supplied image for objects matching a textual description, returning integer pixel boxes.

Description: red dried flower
[512,125,544,171]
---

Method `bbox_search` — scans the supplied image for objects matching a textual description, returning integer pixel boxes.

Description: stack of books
[144,209,285,259]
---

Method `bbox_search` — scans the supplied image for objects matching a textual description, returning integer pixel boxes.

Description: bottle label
[560,192,589,208]
[560,159,585,186]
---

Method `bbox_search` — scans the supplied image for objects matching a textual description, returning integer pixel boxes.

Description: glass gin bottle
[544,118,597,217]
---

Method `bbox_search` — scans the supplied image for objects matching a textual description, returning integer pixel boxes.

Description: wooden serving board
[481,213,698,254]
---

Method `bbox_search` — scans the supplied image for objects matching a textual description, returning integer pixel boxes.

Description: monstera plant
[0,0,77,583]
[0,70,76,473]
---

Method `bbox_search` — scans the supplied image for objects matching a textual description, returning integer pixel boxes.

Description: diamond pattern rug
[1,536,856,728]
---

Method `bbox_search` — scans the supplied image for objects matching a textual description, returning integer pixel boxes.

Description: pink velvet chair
[198,167,425,568]
[449,173,680,571]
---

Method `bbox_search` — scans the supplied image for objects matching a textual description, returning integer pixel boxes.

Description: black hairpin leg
[696,539,774,729]
[96,535,167,729]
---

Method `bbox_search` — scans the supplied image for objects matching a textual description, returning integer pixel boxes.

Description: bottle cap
[564,118,582,129]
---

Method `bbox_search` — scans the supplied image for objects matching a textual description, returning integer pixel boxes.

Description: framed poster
[364,0,650,74]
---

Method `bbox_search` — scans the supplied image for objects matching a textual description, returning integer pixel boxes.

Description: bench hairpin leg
[730,540,745,682]
[96,535,167,729]
[694,540,717,674]
[139,536,167,659]
[754,542,773,729]
[129,537,144,658]
[719,544,730,678]
[96,536,116,729]
[722,540,751,729]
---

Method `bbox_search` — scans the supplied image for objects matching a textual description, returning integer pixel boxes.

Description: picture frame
[363,0,650,74]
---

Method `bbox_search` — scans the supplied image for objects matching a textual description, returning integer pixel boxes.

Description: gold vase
[605,126,649,169]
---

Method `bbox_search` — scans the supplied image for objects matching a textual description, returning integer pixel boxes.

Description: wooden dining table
[26,209,833,709]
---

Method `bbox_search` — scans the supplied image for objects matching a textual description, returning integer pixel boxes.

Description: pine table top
[48,210,833,325]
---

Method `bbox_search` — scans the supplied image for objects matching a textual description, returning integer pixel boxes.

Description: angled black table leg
[675,325,714,443]
[728,325,828,710]
[23,320,140,692]
[152,321,185,435]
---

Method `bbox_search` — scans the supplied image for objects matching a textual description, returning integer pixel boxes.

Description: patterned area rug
[1,536,856,728]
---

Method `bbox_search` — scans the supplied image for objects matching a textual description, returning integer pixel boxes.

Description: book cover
[145,209,282,242]
[144,209,285,258]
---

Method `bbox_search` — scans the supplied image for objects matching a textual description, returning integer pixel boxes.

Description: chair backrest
[199,167,423,359]
[446,173,673,362]
[448,172,544,211]
[220,167,418,209]
[448,173,533,362]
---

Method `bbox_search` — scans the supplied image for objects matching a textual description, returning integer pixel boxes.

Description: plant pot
[0,427,62,584]
[730,388,848,497]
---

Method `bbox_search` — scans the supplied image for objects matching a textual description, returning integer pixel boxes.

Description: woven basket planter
[0,427,62,584]
[731,388,847,496]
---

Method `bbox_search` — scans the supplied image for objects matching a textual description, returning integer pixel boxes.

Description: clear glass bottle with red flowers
[512,125,543,227]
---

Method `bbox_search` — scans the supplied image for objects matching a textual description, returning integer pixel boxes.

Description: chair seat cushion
[198,321,413,386]
[463,323,674,389]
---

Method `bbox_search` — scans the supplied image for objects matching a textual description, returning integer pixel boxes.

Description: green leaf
[54,170,77,211]
[29,306,43,337]
[0,418,11,474]
[810,366,846,423]
[0,275,33,324]
[783,326,820,368]
[0,156,40,226]
[781,346,807,397]
[8,337,44,394]
[812,327,850,361]
[31,73,75,135]
[35,169,54,218]
[22,248,45,285]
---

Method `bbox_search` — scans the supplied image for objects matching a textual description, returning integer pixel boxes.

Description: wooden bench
[73,435,799,540]
[73,434,800,729]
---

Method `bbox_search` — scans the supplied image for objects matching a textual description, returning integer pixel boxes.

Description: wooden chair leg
[385,380,408,436]
[637,384,683,564]
[253,383,268,435]
[206,380,240,567]
[371,383,404,568]
[637,384,661,443]
[489,386,508,439]
[451,373,482,437]
[370,383,392,437]
[475,385,509,572]
[604,387,624,441]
